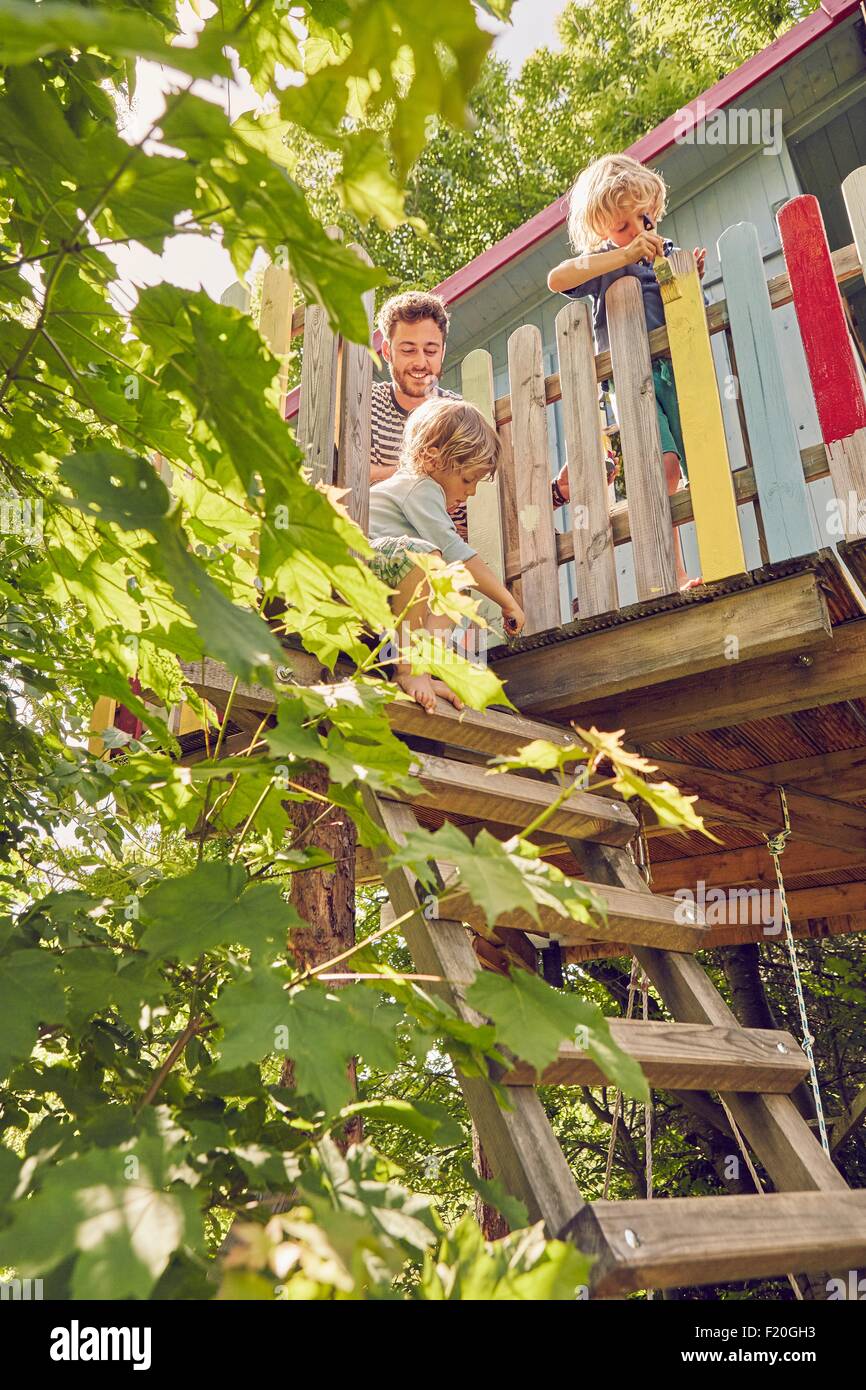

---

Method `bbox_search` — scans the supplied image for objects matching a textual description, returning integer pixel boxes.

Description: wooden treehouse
[92,174,866,1297]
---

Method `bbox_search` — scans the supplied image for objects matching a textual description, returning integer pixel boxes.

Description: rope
[765,787,831,1157]
[602,957,640,1200]
[717,1094,803,1301]
[643,972,653,1203]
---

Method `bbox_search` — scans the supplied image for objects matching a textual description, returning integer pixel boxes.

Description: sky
[111,0,567,306]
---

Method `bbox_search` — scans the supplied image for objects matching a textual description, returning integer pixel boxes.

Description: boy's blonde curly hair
[567,154,668,252]
[400,397,500,479]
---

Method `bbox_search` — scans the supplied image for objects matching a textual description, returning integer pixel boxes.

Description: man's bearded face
[384,317,446,399]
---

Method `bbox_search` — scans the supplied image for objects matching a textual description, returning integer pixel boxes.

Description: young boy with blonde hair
[368,396,525,713]
[548,153,707,589]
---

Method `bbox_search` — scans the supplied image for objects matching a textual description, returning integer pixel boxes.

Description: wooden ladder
[367,698,866,1298]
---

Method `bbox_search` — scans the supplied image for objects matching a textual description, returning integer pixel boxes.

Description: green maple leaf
[0,949,65,1082]
[139,863,298,964]
[211,964,291,1075]
[340,1098,465,1148]
[0,0,228,75]
[466,968,648,1098]
[387,823,607,933]
[288,986,401,1114]
[0,1134,202,1300]
[64,951,168,1029]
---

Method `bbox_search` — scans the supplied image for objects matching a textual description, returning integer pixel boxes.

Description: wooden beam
[493,572,832,715]
[650,840,866,893]
[395,752,637,846]
[653,743,866,806]
[645,756,866,854]
[562,909,866,961]
[568,1191,866,1296]
[442,879,706,954]
[504,1019,808,1093]
[387,695,577,759]
[557,617,866,740]
[773,879,866,924]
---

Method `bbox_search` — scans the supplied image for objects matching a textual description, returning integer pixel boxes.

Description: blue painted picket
[718,221,815,561]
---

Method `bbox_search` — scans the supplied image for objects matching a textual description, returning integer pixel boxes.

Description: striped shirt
[371,380,468,537]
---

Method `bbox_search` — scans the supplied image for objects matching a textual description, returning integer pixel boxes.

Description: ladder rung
[444,880,706,953]
[567,1190,866,1296]
[389,752,637,846]
[387,694,576,760]
[504,1020,809,1093]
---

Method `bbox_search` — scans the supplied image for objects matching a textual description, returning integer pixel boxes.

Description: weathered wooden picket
[90,167,866,745]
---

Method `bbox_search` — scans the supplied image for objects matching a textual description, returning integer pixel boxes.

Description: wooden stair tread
[504,1019,809,1093]
[386,751,637,846]
[387,695,576,759]
[567,1190,866,1296]
[443,878,706,953]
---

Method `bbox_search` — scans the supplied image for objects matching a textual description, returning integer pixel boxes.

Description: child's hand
[623,229,665,266]
[553,462,570,504]
[502,600,525,637]
[693,246,707,278]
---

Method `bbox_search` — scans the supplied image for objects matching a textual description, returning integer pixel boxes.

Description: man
[371,291,571,539]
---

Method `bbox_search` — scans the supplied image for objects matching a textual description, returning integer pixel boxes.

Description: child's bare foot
[679,575,704,592]
[396,670,438,713]
[431,678,464,712]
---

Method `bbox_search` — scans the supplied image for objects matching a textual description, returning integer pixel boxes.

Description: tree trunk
[282,763,361,1147]
[721,943,778,1030]
[472,1126,509,1241]
[721,943,812,1121]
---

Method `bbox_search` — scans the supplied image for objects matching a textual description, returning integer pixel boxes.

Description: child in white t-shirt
[369,396,525,713]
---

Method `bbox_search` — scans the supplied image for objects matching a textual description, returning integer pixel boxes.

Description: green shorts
[368,535,438,587]
[653,358,688,481]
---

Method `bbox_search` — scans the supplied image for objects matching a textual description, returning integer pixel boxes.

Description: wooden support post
[507,325,560,633]
[831,1081,866,1157]
[658,250,746,581]
[605,277,677,600]
[258,264,294,418]
[555,300,618,617]
[337,244,375,532]
[462,349,506,635]
[778,194,866,536]
[296,234,340,487]
[718,222,814,561]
